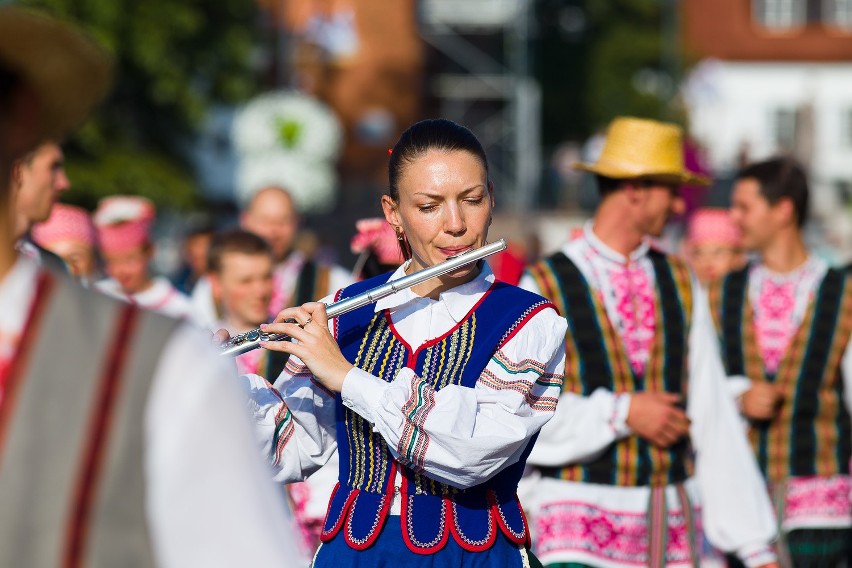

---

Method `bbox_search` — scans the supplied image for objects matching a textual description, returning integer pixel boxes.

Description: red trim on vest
[63,304,139,568]
[0,271,55,466]
[383,281,498,368]
[332,288,344,341]
[448,497,497,552]
[490,490,530,546]
[498,302,555,349]
[343,490,391,550]
[399,475,450,554]
[320,485,358,543]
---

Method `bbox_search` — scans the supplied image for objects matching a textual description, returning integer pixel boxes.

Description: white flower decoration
[232,91,343,162]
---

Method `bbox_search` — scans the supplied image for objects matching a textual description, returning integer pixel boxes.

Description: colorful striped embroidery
[481,351,562,412]
[272,404,295,466]
[532,252,694,487]
[397,374,437,472]
[715,268,852,481]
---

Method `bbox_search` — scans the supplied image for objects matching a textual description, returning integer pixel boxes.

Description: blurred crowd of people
[6,5,852,568]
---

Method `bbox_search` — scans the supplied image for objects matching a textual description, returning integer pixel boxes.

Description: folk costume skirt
[312,517,539,568]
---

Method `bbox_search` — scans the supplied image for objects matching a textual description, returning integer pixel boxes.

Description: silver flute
[220,239,507,357]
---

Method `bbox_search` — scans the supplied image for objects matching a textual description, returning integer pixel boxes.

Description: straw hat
[0,6,113,142]
[574,117,710,186]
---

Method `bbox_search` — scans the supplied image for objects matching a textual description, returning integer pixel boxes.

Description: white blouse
[517,224,778,566]
[242,261,567,493]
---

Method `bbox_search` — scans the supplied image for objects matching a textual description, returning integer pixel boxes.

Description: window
[772,108,798,151]
[753,0,806,28]
[824,0,852,27]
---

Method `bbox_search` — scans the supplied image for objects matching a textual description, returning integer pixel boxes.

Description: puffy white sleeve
[527,389,633,466]
[239,289,346,484]
[338,306,567,489]
[517,271,634,467]
[145,323,304,567]
[687,284,778,567]
[241,363,338,484]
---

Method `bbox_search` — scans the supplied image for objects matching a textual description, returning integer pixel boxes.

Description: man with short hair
[710,157,852,567]
[207,229,275,375]
[0,6,301,566]
[10,140,70,271]
[11,141,69,236]
[208,227,340,564]
[520,117,778,568]
[192,185,352,342]
[241,185,352,316]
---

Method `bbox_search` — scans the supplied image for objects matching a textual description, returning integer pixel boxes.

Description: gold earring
[395,226,411,261]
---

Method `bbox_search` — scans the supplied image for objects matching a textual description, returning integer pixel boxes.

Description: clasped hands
[626,392,690,448]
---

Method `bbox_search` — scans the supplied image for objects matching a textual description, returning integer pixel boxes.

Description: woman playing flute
[243,118,567,566]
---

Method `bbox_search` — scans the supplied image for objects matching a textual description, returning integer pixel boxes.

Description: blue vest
[320,272,553,553]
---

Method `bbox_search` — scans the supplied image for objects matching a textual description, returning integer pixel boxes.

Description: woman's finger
[272,306,312,325]
[301,302,329,327]
[212,328,231,345]
[260,320,309,343]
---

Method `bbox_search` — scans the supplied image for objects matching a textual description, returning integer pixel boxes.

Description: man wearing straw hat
[0,6,301,566]
[520,117,778,567]
[709,157,852,567]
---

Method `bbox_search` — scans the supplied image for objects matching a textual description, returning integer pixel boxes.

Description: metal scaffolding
[418,0,540,214]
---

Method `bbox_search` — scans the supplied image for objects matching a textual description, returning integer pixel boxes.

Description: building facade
[681,0,852,258]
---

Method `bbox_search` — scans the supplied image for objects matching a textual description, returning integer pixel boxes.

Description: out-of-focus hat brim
[0,6,113,142]
[573,161,711,187]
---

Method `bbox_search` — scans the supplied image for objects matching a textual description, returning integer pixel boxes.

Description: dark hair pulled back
[387,118,488,202]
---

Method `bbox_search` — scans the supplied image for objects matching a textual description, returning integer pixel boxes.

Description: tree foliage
[19,0,264,210]
[535,0,682,143]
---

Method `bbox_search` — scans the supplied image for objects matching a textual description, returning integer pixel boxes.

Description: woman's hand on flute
[259,302,354,393]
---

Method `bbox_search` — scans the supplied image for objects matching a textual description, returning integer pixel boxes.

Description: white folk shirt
[242,261,567,514]
[0,257,302,567]
[517,223,778,568]
[728,257,852,533]
[96,276,199,323]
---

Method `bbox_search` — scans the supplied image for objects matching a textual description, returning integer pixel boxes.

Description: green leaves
[19,0,262,210]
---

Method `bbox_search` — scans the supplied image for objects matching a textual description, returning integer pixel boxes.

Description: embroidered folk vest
[526,249,695,487]
[320,273,554,553]
[709,266,852,482]
[0,270,179,567]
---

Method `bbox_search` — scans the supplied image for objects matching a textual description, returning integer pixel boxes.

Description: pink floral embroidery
[535,500,701,566]
[784,476,852,525]
[609,264,656,376]
[754,279,797,374]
